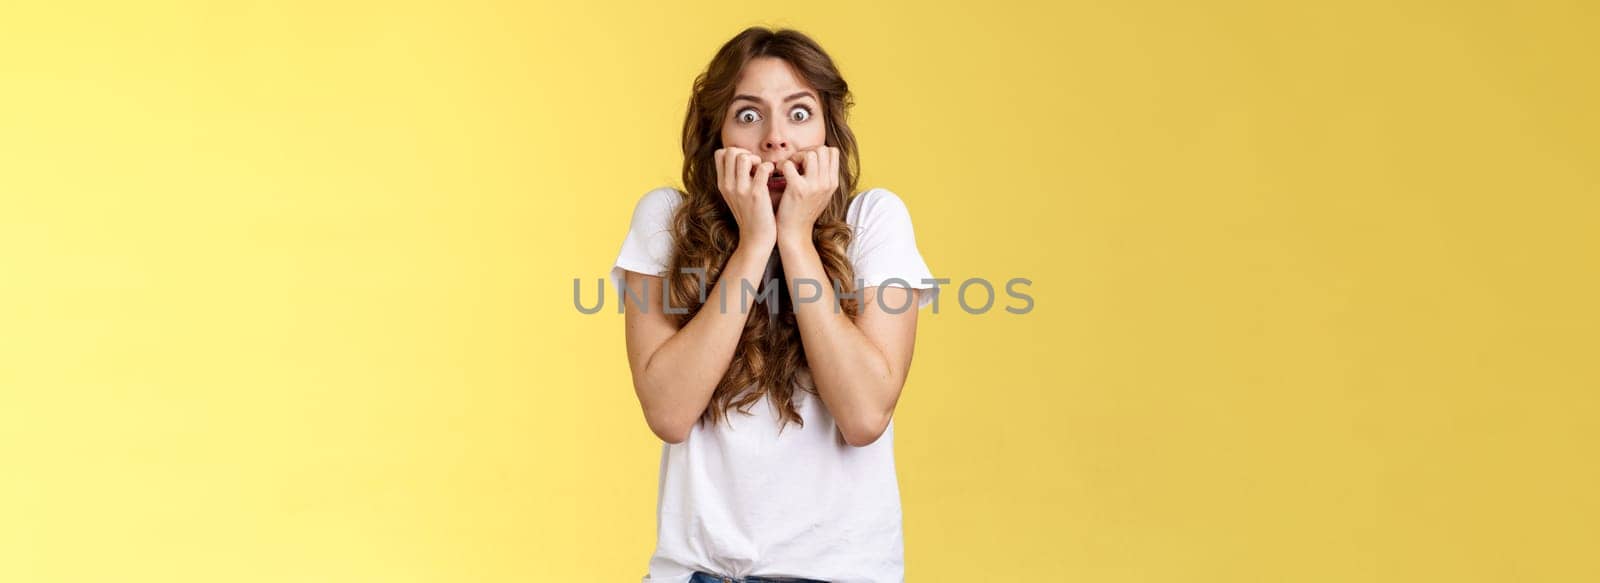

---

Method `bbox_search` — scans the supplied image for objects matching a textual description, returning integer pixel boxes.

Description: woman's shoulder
[613,186,684,287]
[633,185,684,216]
[625,185,684,232]
[847,187,913,226]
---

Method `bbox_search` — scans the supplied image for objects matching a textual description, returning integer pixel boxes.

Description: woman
[611,26,937,583]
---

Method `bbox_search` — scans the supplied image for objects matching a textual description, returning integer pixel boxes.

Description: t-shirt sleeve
[611,187,682,295]
[848,188,939,310]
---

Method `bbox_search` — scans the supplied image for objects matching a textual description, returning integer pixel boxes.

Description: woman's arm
[778,238,921,447]
[623,241,773,444]
[770,148,923,447]
[623,147,780,444]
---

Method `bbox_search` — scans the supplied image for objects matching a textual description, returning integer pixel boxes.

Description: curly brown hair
[664,27,862,433]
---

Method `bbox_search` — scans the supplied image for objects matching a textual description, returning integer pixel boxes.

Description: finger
[715,149,730,194]
[781,159,800,184]
[804,150,820,180]
[753,161,775,193]
[735,153,755,195]
[787,150,806,176]
[722,147,747,178]
[827,147,841,192]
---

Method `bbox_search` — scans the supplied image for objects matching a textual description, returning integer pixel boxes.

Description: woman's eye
[737,109,760,124]
[789,107,812,122]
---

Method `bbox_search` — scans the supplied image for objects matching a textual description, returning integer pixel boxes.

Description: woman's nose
[762,132,788,152]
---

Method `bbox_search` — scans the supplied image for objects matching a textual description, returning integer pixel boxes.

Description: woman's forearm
[776,237,898,446]
[635,241,775,441]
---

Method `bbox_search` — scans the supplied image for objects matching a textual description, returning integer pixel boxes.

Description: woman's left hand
[775,145,840,247]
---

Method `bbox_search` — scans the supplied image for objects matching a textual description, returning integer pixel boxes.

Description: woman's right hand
[714,147,778,249]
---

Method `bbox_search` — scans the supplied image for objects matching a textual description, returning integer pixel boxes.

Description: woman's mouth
[767,175,787,194]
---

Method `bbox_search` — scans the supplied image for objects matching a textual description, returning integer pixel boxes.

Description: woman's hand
[774,146,840,248]
[714,147,778,249]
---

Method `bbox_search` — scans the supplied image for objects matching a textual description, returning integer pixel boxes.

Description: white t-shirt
[611,186,937,583]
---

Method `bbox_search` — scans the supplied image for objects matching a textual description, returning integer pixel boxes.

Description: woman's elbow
[838,411,892,447]
[632,376,694,444]
[647,416,692,444]
[638,396,697,444]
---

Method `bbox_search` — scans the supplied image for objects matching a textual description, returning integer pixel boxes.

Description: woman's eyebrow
[731,91,818,106]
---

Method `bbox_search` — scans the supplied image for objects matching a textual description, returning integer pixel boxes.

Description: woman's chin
[769,190,783,208]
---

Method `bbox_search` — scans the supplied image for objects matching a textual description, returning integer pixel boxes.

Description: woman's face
[720,56,827,205]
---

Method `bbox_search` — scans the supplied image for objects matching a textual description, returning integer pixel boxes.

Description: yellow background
[3,1,1596,580]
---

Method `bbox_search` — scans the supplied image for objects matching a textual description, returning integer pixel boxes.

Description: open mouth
[766,175,787,194]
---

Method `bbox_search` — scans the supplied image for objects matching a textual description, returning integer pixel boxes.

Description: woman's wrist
[734,233,777,262]
[776,230,815,254]
[737,225,777,251]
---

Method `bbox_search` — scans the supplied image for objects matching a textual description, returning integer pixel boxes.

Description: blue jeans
[689,571,829,583]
